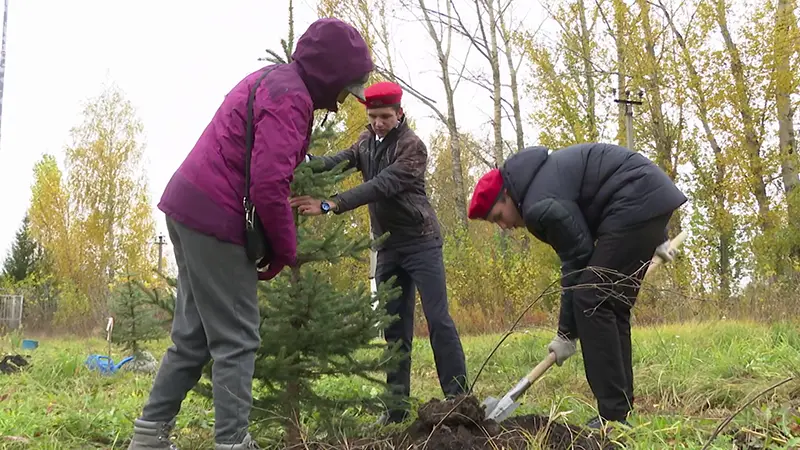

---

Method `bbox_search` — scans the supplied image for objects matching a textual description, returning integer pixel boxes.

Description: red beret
[468,169,505,220]
[360,81,403,109]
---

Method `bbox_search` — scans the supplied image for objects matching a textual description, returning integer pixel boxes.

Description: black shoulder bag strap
[243,66,279,269]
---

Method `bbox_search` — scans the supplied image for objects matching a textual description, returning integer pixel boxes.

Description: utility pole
[154,234,166,273]
[0,0,9,149]
[613,89,644,151]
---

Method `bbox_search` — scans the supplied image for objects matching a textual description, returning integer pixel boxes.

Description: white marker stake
[106,317,114,357]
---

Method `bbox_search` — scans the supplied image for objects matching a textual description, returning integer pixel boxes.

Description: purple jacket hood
[292,18,374,111]
[157,18,373,280]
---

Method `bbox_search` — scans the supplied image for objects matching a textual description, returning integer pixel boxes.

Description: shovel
[482,351,558,422]
[482,230,689,422]
[645,230,687,277]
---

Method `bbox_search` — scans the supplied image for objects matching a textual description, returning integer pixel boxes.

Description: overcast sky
[0,0,549,259]
[0,0,545,259]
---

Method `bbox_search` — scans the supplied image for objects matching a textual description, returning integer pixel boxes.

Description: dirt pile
[389,395,615,450]
[296,395,616,449]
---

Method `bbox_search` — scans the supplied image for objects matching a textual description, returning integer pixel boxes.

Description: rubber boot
[127,418,178,450]
[215,433,261,450]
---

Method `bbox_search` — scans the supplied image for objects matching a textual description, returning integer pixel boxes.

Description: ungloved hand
[257,262,285,281]
[654,240,676,263]
[547,335,578,366]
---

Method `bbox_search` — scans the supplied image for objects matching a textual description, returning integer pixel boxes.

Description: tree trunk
[482,0,504,165]
[714,0,771,234]
[499,12,525,153]
[283,380,302,445]
[773,0,800,255]
[637,0,682,236]
[284,266,304,446]
[376,0,395,75]
[577,0,598,141]
[613,0,627,146]
[658,0,732,299]
[418,0,468,228]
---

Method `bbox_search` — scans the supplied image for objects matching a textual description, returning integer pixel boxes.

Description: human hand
[257,262,285,281]
[289,196,336,216]
[654,240,676,263]
[547,335,578,366]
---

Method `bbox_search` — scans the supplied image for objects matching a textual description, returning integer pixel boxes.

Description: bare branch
[374,66,441,112]
[592,0,616,43]
[437,2,491,60]
[460,68,517,111]
[472,0,491,57]
[700,376,796,450]
[451,44,473,92]
[444,0,453,60]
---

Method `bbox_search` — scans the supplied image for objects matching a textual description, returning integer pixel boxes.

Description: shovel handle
[506,351,558,401]
[524,351,558,383]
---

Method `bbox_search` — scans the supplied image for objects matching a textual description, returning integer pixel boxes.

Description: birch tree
[445,0,505,165]
[27,86,158,329]
[770,0,800,264]
[518,0,609,148]
[656,0,741,299]
[407,0,469,227]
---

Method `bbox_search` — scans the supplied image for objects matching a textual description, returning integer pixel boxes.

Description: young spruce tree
[110,272,166,365]
[251,120,402,444]
[249,8,402,444]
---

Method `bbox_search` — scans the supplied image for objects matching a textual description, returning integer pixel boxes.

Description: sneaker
[127,419,178,450]
[215,433,260,450]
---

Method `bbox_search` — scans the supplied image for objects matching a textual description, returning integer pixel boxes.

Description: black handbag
[243,67,279,270]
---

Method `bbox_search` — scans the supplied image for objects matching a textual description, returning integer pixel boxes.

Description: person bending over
[468,143,686,429]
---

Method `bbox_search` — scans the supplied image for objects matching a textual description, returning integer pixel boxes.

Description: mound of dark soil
[388,395,615,450]
[295,395,616,449]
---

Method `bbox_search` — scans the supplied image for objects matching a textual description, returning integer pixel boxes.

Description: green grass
[1,320,798,449]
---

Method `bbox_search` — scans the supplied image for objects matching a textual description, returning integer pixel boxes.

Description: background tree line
[2,0,798,335]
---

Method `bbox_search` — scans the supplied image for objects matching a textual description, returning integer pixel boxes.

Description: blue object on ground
[84,354,134,375]
[21,339,38,350]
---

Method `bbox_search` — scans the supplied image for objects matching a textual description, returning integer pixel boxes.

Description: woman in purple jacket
[127,18,373,450]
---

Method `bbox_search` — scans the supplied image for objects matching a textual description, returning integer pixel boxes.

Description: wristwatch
[320,200,332,214]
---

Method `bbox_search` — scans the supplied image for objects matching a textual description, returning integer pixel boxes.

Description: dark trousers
[375,244,468,410]
[573,213,672,422]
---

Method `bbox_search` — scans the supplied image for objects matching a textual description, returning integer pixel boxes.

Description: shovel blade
[481,396,500,417]
[482,395,520,422]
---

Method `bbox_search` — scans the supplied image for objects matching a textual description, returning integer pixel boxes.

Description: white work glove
[547,335,578,366]
[654,240,676,263]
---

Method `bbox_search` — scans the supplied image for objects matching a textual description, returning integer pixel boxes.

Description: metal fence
[0,295,23,331]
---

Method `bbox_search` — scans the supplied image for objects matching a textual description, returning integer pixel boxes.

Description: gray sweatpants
[139,216,261,445]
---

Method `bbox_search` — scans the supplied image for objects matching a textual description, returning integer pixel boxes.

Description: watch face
[321,201,330,212]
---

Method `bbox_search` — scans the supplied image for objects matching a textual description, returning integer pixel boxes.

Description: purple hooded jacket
[158,19,373,277]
